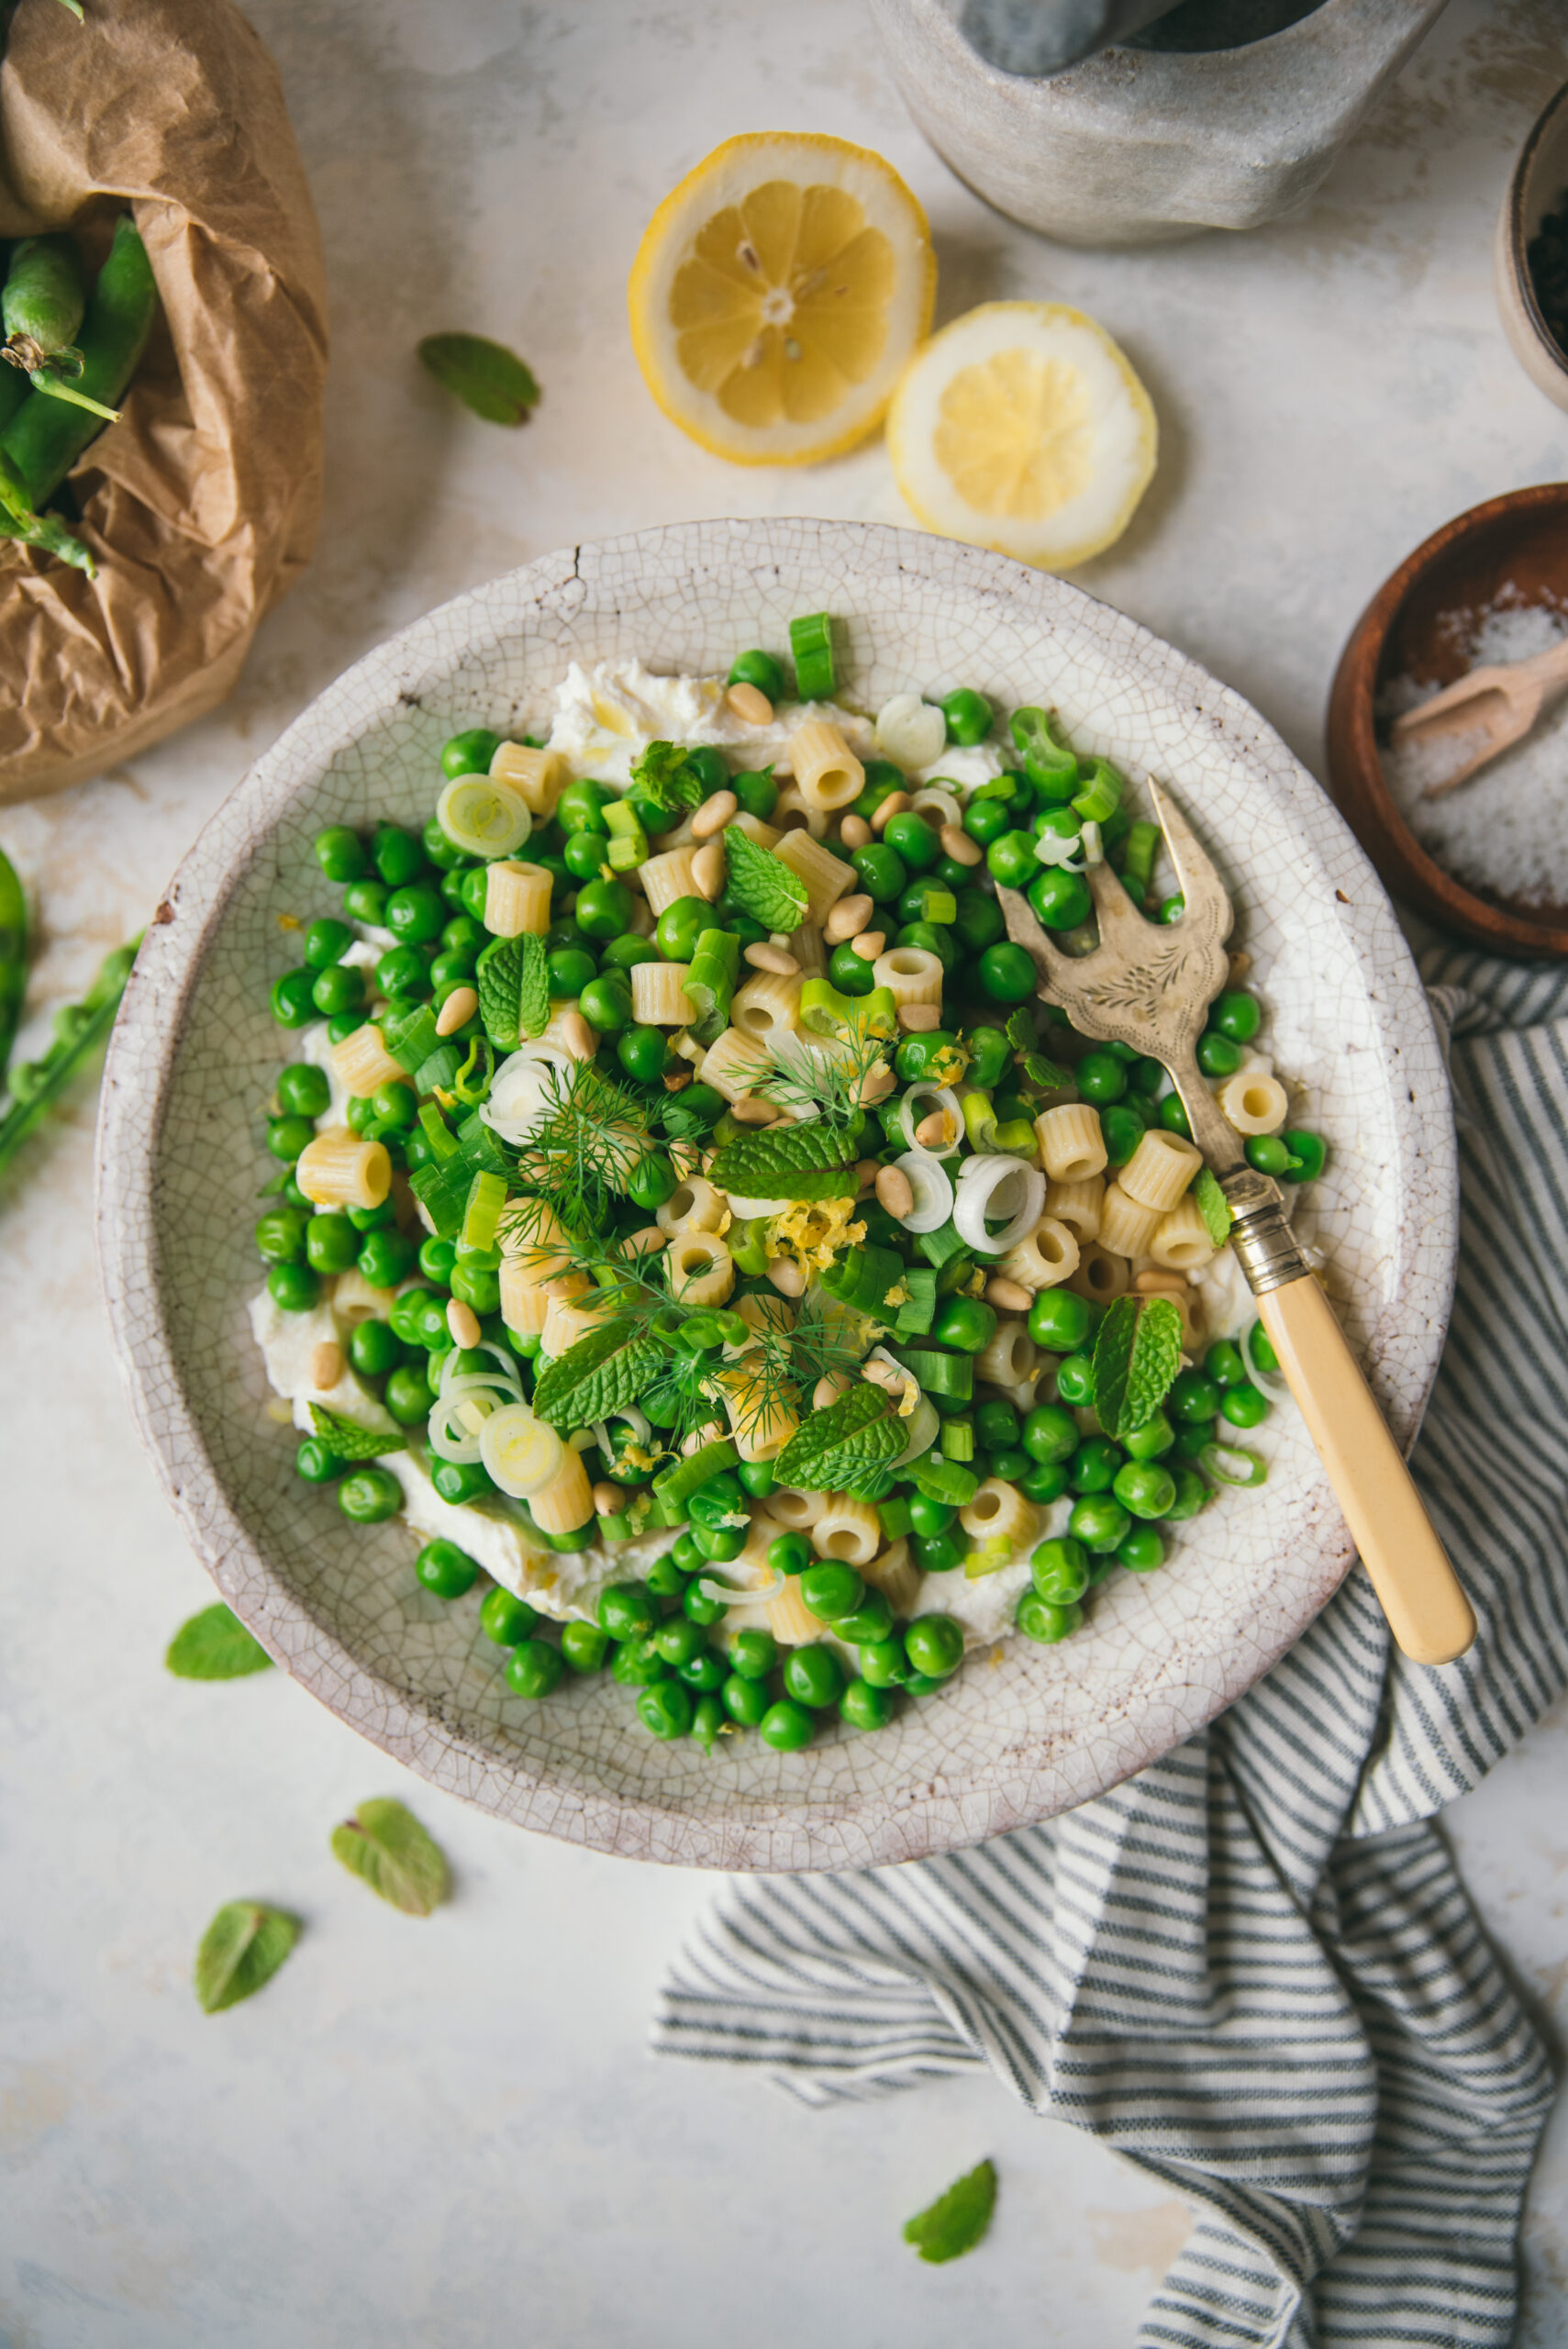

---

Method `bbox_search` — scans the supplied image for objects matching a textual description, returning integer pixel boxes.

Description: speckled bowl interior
[98,519,1455,1872]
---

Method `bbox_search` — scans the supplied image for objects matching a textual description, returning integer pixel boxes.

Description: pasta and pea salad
[250,616,1323,1756]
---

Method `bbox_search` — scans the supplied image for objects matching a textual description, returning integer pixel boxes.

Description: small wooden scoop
[1390,633,1568,800]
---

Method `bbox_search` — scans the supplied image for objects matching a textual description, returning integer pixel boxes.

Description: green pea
[459,866,492,923]
[759,1698,814,1752]
[271,967,317,1028]
[848,843,906,906]
[1031,1536,1089,1604]
[1069,1437,1123,1493]
[311,963,365,1019]
[1112,1461,1176,1519]
[506,1639,565,1698]
[413,1237,453,1288]
[372,826,425,889]
[655,1616,709,1668]
[1118,1526,1166,1573]
[828,943,875,996]
[267,1261,320,1313]
[357,1230,417,1291]
[1019,1460,1072,1503]
[598,1582,658,1642]
[1051,1351,1095,1405]
[441,728,502,781]
[1025,868,1092,936]
[617,1024,672,1085]
[1164,1468,1210,1521]
[732,769,778,818]
[951,890,1005,953]
[1246,1320,1279,1377]
[832,1592,895,1646]
[895,918,956,974]
[1159,1090,1192,1138]
[300,1214,356,1276]
[295,1437,345,1484]
[1204,1340,1247,1387]
[611,1633,668,1687]
[431,1458,497,1505]
[1100,1104,1145,1167]
[940,687,992,744]
[799,1563,865,1623]
[1068,1494,1131,1553]
[549,947,597,997]
[561,1620,611,1674]
[1195,1031,1243,1080]
[684,1581,727,1628]
[643,1553,686,1599]
[275,1062,328,1120]
[255,1207,307,1264]
[315,825,365,883]
[987,1445,1031,1483]
[415,1538,479,1598]
[736,1461,776,1501]
[1281,1130,1326,1183]
[573,876,634,939]
[1222,1382,1270,1430]
[903,1615,963,1680]
[679,1649,728,1692]
[895,1029,962,1084]
[880,813,938,874]
[1170,1420,1214,1464]
[721,1671,771,1726]
[962,796,1012,848]
[840,1677,895,1731]
[1026,1289,1095,1353]
[912,1529,964,1574]
[725,1628,777,1682]
[1075,1051,1127,1107]
[423,818,468,872]
[1208,988,1261,1044]
[599,935,660,974]
[450,1258,502,1317]
[1167,1368,1219,1423]
[984,829,1037,890]
[342,876,388,926]
[767,1532,812,1577]
[384,1364,435,1425]
[382,885,442,948]
[858,1636,910,1688]
[651,895,706,964]
[690,1692,728,1753]
[1157,894,1185,924]
[975,941,1040,1003]
[338,1466,402,1523]
[474,1587,535,1645]
[783,1643,846,1709]
[300,917,349,972]
[562,829,606,883]
[341,1319,395,1380]
[1020,1404,1077,1464]
[1016,1594,1083,1644]
[578,973,633,1034]
[728,648,785,700]
[556,778,611,835]
[1123,1408,1174,1462]
[907,1491,956,1537]
[932,1295,997,1354]
[638,1682,694,1740]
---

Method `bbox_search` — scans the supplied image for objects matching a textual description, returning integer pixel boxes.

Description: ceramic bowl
[1494,78,1568,415]
[98,518,1453,1873]
[1325,483,1568,958]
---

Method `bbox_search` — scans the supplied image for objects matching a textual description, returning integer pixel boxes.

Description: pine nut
[862,1357,905,1395]
[870,791,909,833]
[435,985,478,1037]
[851,930,885,962]
[446,1298,481,1349]
[681,1420,724,1456]
[855,1159,879,1191]
[744,942,798,975]
[940,824,981,867]
[593,1480,626,1515]
[875,1164,915,1218]
[840,814,872,851]
[814,1371,852,1409]
[897,1002,940,1031]
[766,1255,806,1297]
[623,1226,667,1257]
[915,1110,951,1148]
[985,1276,1032,1312]
[731,1097,778,1125]
[824,893,873,944]
[726,681,773,725]
[691,841,726,899]
[691,789,738,840]
[858,1063,896,1105]
[309,1340,343,1388]
[559,1010,596,1061]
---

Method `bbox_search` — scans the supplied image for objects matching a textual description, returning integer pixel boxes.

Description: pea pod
[2,215,157,509]
[0,844,26,1085]
[2,235,85,373]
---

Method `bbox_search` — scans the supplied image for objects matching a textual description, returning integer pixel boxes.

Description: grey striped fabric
[652,950,1566,2347]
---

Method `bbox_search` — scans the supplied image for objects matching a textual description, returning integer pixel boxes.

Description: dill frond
[748,1007,889,1129]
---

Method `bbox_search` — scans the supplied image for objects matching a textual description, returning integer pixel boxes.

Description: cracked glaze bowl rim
[97,518,1455,1873]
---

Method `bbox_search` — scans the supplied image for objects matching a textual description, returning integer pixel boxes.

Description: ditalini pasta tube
[1000,1214,1080,1292]
[975,1319,1038,1388]
[489,741,569,817]
[665,1231,735,1306]
[1035,1103,1107,1183]
[1133,1268,1204,1348]
[1097,1185,1164,1260]
[762,1486,827,1532]
[773,829,855,926]
[499,1261,591,1339]
[330,1022,407,1101]
[541,1293,608,1357]
[1118,1129,1202,1213]
[295,1130,391,1211]
[872,946,943,1008]
[788,719,864,812]
[699,1027,771,1106]
[484,860,552,937]
[1150,1195,1218,1271]
[764,1578,822,1646]
[1218,1067,1289,1136]
[1070,1242,1130,1304]
[730,969,804,1040]
[640,844,702,916]
[630,960,693,1027]
[960,1478,1037,1552]
[861,1538,920,1616]
[528,1446,595,1537]
[656,1175,728,1236]
[811,1493,883,1567]
[1045,1176,1104,1241]
[719,1364,798,1464]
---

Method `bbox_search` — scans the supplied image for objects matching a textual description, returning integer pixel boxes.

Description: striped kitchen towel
[652,948,1566,2349]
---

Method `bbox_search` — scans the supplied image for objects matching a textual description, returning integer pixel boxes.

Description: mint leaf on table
[629,740,705,816]
[194,1901,300,2014]
[308,1403,405,1460]
[417,333,539,425]
[476,933,549,1051]
[530,1324,669,1431]
[165,1603,272,1681]
[707,1120,857,1201]
[1092,1295,1184,1440]
[330,1798,450,1918]
[1192,1165,1231,1248]
[903,2158,997,2263]
[724,828,806,933]
[773,1383,903,1492]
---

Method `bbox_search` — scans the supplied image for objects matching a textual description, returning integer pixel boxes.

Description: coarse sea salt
[1378,593,1568,908]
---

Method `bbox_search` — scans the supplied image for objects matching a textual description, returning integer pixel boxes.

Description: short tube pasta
[789,924,827,979]
[762,1486,827,1532]
[640,844,702,916]
[1150,1196,1218,1272]
[630,960,692,1027]
[771,784,828,841]
[1219,1067,1289,1136]
[1069,1242,1130,1305]
[484,860,552,937]
[812,1494,883,1567]
[295,1130,390,1211]
[489,740,568,817]
[720,1365,799,1464]
[698,1027,770,1106]
[541,1293,611,1358]
[960,1478,1037,1552]
[730,969,803,1039]
[665,1231,735,1306]
[732,812,783,851]
[329,1022,407,1100]
[1035,1103,1107,1183]
[773,829,855,926]
[788,719,864,812]
[1097,1185,1163,1260]
[1118,1129,1202,1213]
[499,1261,591,1339]
[872,947,943,1008]
[1133,1268,1204,1348]
[861,1538,921,1616]
[1045,1176,1104,1241]
[764,1578,822,1646]
[1000,1214,1080,1292]
[656,1176,728,1236]
[976,1319,1037,1387]
[528,1446,595,1537]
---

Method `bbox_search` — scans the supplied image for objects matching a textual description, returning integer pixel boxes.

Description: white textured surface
[6,0,1568,2341]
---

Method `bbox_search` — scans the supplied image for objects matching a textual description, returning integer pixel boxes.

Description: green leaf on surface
[724,828,806,933]
[903,2159,997,2264]
[330,1798,450,1918]
[1192,1165,1231,1248]
[476,933,549,1051]
[707,1119,857,1201]
[531,1324,669,1431]
[307,1403,405,1461]
[194,1901,300,2014]
[773,1382,902,1492]
[1092,1295,1184,1440]
[417,332,539,425]
[165,1603,272,1681]
[1004,1008,1034,1052]
[628,740,705,816]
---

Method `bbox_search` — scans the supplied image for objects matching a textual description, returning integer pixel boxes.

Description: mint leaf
[629,740,705,815]
[417,333,539,425]
[308,1403,405,1460]
[531,1325,669,1430]
[903,2159,996,2264]
[1193,1165,1231,1247]
[1004,1008,1034,1052]
[194,1901,300,2014]
[330,1798,450,1917]
[1092,1295,1184,1439]
[708,1120,857,1200]
[475,934,547,1051]
[724,828,806,933]
[165,1603,272,1680]
[773,1383,903,1491]
[517,934,549,1039]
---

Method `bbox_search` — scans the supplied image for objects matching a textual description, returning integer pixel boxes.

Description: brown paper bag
[0,0,328,803]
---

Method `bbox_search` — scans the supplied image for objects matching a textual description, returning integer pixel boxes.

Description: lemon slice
[887,302,1157,569]
[628,132,935,466]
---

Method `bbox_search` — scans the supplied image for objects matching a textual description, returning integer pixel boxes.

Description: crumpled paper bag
[0,0,328,803]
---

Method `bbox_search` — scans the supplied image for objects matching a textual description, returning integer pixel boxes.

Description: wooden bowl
[1494,78,1568,415]
[1325,483,1568,958]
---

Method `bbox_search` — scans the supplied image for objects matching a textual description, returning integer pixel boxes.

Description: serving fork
[997,782,1476,1666]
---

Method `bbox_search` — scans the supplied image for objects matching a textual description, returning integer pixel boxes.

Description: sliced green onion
[1122,819,1160,903]
[910,1452,979,1507]
[653,1439,740,1511]
[1071,759,1123,825]
[1201,1441,1267,1488]
[789,611,837,702]
[940,1414,974,1463]
[436,774,531,859]
[417,1101,460,1162]
[890,1346,973,1402]
[462,1169,508,1252]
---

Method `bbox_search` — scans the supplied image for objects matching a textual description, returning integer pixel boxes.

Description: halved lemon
[628,132,935,466]
[887,302,1157,569]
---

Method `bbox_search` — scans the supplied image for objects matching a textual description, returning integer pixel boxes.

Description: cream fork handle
[1256,1274,1475,1665]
